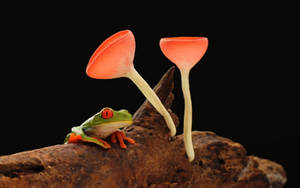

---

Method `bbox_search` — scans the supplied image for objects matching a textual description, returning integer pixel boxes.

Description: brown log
[0,67,286,188]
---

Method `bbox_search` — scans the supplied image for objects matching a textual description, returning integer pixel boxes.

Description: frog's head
[86,107,133,129]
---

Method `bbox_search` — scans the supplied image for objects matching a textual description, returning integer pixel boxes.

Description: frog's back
[80,116,94,128]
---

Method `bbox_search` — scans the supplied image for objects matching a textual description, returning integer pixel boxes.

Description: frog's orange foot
[93,137,111,149]
[110,131,135,149]
[68,133,83,143]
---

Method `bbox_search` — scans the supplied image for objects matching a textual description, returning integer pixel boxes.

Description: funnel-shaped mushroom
[160,37,208,161]
[86,30,176,136]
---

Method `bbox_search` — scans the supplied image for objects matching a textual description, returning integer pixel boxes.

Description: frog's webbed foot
[67,133,83,143]
[110,131,135,149]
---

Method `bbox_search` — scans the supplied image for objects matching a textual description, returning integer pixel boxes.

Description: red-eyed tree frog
[64,107,135,149]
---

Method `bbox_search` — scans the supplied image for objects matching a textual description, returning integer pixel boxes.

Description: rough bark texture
[0,67,287,188]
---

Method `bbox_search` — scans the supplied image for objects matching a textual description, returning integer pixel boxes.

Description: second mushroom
[160,37,208,162]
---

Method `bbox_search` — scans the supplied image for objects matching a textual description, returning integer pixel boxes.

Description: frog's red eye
[101,108,113,119]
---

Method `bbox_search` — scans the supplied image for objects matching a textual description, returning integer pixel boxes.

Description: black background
[1,2,296,187]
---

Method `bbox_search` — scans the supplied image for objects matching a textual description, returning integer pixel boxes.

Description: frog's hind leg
[81,135,111,149]
[71,126,111,149]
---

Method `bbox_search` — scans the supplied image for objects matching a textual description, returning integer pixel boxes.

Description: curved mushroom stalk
[126,68,176,136]
[160,37,208,161]
[86,30,176,136]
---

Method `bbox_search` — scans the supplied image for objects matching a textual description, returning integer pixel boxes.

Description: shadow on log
[0,67,287,188]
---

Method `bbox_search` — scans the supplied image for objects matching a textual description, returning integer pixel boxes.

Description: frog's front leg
[110,131,135,149]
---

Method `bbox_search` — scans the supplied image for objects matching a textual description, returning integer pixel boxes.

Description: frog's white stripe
[85,120,133,138]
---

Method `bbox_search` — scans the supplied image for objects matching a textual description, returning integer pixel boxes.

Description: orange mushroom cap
[86,30,136,79]
[160,37,208,70]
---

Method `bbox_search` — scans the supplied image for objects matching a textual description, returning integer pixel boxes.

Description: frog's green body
[64,108,134,149]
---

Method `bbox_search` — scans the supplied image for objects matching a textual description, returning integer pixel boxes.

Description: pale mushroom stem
[180,69,195,162]
[126,67,176,136]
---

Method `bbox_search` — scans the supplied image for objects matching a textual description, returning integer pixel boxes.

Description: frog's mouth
[85,120,133,138]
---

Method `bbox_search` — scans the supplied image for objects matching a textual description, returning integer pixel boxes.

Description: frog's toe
[103,142,111,149]
[110,133,117,143]
[120,143,127,149]
[116,132,127,149]
[123,137,135,144]
[94,137,111,149]
[103,143,111,149]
